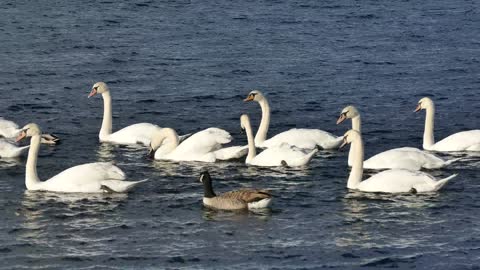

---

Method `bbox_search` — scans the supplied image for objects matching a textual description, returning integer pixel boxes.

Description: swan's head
[244,90,264,102]
[337,105,359,124]
[240,114,251,131]
[414,97,434,112]
[340,129,361,148]
[148,128,177,158]
[88,82,109,98]
[15,123,42,142]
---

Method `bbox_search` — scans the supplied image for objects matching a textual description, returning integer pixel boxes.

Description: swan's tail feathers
[101,179,148,193]
[434,174,458,191]
[41,133,60,145]
[179,133,192,143]
[206,128,233,144]
[444,158,462,167]
[325,136,344,150]
[299,148,319,165]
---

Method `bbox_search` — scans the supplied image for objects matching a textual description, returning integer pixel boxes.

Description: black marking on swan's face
[147,145,156,159]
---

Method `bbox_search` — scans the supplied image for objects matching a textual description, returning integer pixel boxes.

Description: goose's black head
[199,171,215,198]
[199,171,211,183]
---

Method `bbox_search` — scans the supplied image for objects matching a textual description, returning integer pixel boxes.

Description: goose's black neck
[201,172,216,198]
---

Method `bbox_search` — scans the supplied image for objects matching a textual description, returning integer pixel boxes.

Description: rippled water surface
[1,0,479,269]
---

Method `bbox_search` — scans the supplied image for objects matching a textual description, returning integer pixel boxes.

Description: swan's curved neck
[255,98,270,145]
[423,105,435,149]
[153,129,180,157]
[348,115,362,166]
[347,136,364,189]
[26,135,42,190]
[352,115,361,132]
[244,119,257,163]
[100,91,113,140]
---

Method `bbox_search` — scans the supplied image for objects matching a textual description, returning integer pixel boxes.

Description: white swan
[244,90,342,149]
[341,129,457,193]
[16,123,146,193]
[88,82,164,146]
[149,127,236,162]
[415,97,480,151]
[0,139,29,158]
[337,105,459,170]
[0,117,59,145]
[241,114,318,167]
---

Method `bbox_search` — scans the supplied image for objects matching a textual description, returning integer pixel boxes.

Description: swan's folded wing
[359,169,438,193]
[253,144,317,166]
[108,123,161,145]
[434,130,480,151]
[262,128,341,149]
[0,139,29,158]
[0,118,20,138]
[214,145,248,160]
[174,128,233,155]
[46,162,126,186]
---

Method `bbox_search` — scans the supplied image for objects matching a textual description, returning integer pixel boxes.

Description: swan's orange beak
[243,94,254,102]
[339,137,348,149]
[414,103,422,112]
[336,114,347,125]
[16,131,26,142]
[88,88,97,98]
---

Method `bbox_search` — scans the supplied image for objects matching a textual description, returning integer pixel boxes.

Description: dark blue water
[1,0,479,269]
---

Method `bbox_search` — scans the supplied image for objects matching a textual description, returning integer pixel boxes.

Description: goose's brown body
[200,171,272,211]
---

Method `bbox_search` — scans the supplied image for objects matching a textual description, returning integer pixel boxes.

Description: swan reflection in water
[0,157,23,168]
[96,142,148,162]
[16,191,129,246]
[335,191,442,249]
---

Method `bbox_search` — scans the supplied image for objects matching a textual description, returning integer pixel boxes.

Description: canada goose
[199,171,272,210]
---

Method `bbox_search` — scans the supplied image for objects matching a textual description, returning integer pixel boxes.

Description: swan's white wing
[106,123,161,145]
[364,147,446,170]
[172,128,232,157]
[433,130,480,151]
[358,169,440,193]
[0,139,29,158]
[261,128,342,149]
[0,118,20,138]
[251,144,317,167]
[214,145,248,160]
[41,162,126,193]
